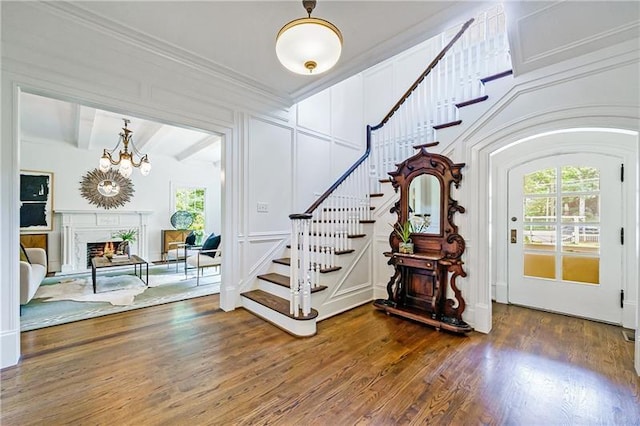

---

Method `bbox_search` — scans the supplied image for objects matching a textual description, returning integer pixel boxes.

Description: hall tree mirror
[374,143,472,333]
[408,174,441,234]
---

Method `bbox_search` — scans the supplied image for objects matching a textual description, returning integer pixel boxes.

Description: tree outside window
[175,187,206,241]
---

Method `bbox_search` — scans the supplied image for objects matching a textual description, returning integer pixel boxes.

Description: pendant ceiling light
[275,0,343,75]
[99,118,151,178]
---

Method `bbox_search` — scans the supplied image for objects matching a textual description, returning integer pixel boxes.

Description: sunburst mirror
[80,168,134,209]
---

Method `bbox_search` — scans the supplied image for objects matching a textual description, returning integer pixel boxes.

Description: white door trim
[491,129,637,328]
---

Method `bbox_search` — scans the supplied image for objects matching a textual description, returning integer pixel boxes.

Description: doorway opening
[491,128,637,328]
[18,90,225,330]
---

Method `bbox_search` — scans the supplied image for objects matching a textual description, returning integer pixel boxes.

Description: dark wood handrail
[291,18,474,219]
[372,18,474,131]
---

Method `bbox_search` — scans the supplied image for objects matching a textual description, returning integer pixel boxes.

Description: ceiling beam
[175,135,220,162]
[75,105,97,150]
[133,123,167,152]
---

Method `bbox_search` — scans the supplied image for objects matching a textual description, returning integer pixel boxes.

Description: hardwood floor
[1,297,638,425]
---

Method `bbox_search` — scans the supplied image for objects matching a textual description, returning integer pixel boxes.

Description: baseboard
[474,302,492,334]
[494,281,508,304]
[373,283,388,300]
[623,300,637,329]
[316,288,373,321]
[1,329,20,369]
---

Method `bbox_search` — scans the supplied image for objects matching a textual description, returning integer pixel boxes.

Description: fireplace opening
[86,241,111,268]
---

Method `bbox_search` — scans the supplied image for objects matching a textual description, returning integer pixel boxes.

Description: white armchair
[20,247,47,305]
[166,242,201,271]
[186,249,221,285]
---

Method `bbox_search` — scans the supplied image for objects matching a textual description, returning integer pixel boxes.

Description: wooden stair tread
[258,272,328,292]
[433,120,462,130]
[308,232,367,238]
[324,206,375,211]
[480,69,513,84]
[455,95,489,108]
[312,219,376,224]
[333,249,354,255]
[242,289,318,320]
[271,259,341,275]
[286,245,355,255]
[370,193,384,197]
[413,141,441,149]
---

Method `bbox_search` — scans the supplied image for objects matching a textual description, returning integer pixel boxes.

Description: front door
[508,154,623,324]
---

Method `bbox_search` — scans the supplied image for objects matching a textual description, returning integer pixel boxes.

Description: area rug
[34,275,148,306]
[21,265,221,331]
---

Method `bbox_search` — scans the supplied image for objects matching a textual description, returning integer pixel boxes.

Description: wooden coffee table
[91,255,149,293]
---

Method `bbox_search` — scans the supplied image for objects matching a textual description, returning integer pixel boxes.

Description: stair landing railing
[289,5,510,317]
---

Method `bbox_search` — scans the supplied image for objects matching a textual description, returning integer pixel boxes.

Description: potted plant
[391,221,414,254]
[112,228,137,257]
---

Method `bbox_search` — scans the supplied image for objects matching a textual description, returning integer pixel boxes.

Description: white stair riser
[258,279,325,304]
[241,296,316,337]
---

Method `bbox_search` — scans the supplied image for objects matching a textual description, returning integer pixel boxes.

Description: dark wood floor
[1,296,638,425]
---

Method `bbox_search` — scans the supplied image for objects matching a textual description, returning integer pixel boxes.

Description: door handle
[510,229,517,244]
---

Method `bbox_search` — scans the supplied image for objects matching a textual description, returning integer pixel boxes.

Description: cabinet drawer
[395,256,436,270]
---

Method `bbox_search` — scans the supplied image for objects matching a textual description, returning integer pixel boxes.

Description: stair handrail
[373,18,474,131]
[291,18,474,218]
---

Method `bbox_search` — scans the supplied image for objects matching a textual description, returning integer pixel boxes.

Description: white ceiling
[17,1,639,167]
[20,92,222,164]
[63,0,484,102]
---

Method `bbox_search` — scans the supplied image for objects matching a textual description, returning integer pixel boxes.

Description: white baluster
[290,219,299,316]
[301,218,311,315]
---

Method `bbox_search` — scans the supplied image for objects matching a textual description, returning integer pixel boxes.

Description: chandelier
[99,119,151,177]
[275,0,343,75]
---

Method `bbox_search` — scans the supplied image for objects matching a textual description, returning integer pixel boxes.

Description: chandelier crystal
[99,119,151,177]
[275,0,342,75]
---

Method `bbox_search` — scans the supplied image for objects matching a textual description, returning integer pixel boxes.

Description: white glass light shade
[276,17,342,75]
[119,157,132,171]
[140,159,152,176]
[99,155,111,172]
[118,166,133,178]
[103,182,113,194]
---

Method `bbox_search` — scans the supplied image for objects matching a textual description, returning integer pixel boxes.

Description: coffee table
[91,255,149,293]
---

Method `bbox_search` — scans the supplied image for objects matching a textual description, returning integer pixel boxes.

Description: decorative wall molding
[510,1,640,74]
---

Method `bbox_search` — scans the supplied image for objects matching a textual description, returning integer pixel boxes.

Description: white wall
[20,138,221,270]
[237,74,365,297]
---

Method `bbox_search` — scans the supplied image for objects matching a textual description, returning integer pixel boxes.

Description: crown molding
[35,1,293,109]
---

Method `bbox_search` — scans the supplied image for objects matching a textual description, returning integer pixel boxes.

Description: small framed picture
[20,170,54,231]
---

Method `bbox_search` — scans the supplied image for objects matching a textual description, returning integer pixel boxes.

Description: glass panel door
[508,154,622,324]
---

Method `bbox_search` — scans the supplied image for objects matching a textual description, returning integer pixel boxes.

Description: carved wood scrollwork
[374,143,472,333]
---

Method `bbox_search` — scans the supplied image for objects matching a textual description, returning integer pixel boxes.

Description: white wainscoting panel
[247,117,293,235]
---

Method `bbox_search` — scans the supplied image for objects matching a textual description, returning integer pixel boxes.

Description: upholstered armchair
[186,249,221,285]
[20,247,47,305]
[185,233,221,285]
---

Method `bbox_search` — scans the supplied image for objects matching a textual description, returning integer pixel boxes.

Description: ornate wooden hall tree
[374,142,472,333]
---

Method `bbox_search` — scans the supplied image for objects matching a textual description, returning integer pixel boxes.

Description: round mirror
[97,180,121,197]
[80,168,134,209]
[408,174,441,234]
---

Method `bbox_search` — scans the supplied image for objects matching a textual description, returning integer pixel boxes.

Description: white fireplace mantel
[55,210,153,273]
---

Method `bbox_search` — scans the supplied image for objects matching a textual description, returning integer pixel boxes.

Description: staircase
[240,5,513,336]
